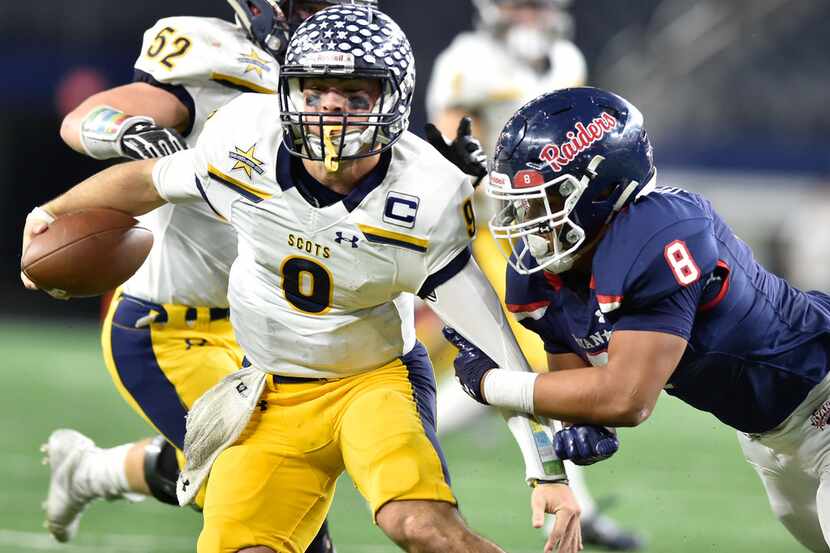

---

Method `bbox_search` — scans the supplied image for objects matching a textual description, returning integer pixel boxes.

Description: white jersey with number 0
[153,94,475,377]
[123,16,279,307]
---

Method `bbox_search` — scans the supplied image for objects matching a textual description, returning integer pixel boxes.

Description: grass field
[0,319,802,552]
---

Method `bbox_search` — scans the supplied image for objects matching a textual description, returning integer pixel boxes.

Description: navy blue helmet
[486,87,655,274]
[228,0,378,62]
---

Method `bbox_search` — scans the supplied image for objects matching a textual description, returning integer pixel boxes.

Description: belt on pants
[241,357,329,384]
[115,293,230,328]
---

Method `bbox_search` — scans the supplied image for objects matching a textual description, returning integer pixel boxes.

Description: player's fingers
[32,222,50,235]
[20,271,37,290]
[559,515,580,553]
[530,491,546,528]
[423,123,448,151]
[546,512,567,552]
[575,429,592,460]
[457,116,473,137]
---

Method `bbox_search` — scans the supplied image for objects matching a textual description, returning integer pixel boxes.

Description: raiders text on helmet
[486,87,655,274]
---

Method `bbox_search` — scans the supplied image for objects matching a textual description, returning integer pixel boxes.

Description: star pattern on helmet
[279,4,416,157]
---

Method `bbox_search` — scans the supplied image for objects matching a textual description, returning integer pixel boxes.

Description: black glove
[425,117,488,188]
[120,121,187,160]
[553,425,619,465]
[442,326,498,404]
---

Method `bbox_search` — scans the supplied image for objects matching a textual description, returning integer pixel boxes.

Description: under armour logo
[335,231,359,248]
[594,309,606,324]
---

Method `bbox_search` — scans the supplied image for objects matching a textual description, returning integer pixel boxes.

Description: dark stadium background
[1,2,828,552]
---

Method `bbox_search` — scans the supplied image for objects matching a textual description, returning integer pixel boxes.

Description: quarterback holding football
[24,5,593,553]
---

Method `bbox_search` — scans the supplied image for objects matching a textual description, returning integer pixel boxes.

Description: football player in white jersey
[24,5,589,552]
[42,2,371,550]
[426,1,644,550]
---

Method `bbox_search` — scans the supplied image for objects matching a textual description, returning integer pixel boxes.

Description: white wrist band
[29,206,56,224]
[483,369,538,414]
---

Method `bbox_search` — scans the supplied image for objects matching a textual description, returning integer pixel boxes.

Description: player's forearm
[60,83,189,155]
[534,367,651,426]
[430,259,567,482]
[43,160,166,218]
[483,365,653,427]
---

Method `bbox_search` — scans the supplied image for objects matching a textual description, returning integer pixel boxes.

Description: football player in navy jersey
[444,86,830,553]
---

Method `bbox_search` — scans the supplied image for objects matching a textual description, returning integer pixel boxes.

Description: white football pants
[738,372,830,553]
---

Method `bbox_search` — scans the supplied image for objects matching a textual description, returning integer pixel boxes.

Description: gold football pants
[198,342,455,553]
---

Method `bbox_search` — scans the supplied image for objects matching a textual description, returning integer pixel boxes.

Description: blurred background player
[40,1,376,550]
[425,1,643,550]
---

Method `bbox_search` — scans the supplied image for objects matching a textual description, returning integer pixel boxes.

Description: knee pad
[144,435,180,506]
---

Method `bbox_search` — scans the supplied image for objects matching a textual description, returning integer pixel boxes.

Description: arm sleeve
[612,277,703,340]
[428,259,568,483]
[414,179,476,296]
[152,149,202,203]
[151,106,238,219]
[518,317,572,355]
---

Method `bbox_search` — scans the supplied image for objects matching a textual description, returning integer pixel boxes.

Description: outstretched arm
[21,160,165,290]
[427,258,565,477]
[456,328,686,427]
[427,257,582,550]
[43,160,164,219]
[61,83,188,160]
[532,330,685,426]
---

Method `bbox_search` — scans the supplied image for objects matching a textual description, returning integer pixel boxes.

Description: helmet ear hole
[591,182,617,203]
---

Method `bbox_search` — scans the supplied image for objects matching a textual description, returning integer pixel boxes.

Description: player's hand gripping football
[20,207,67,298]
[532,482,583,553]
[425,117,488,187]
[119,121,187,160]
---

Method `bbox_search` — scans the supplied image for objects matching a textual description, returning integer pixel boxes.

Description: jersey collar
[276,143,392,212]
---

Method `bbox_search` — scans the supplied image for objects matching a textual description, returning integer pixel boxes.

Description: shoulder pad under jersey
[390,132,476,264]
[134,16,278,94]
[592,187,719,315]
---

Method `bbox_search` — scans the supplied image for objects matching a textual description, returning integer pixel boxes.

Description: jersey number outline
[146,27,192,70]
[663,240,701,286]
[280,256,333,315]
[462,197,476,238]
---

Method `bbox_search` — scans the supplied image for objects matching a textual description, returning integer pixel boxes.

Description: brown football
[21,208,153,298]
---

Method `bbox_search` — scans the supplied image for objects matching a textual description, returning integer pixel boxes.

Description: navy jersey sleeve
[612,278,703,340]
[593,189,719,318]
[517,316,573,354]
